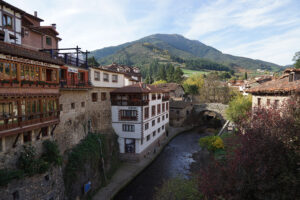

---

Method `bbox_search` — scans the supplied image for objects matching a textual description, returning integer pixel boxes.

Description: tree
[173,67,184,83]
[293,51,300,69]
[166,63,175,82]
[225,94,252,123]
[152,80,167,85]
[157,65,167,81]
[244,72,248,80]
[87,56,99,67]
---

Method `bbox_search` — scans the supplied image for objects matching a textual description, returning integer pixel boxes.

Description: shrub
[154,177,202,200]
[0,169,24,186]
[199,136,224,152]
[226,94,252,123]
[42,140,63,166]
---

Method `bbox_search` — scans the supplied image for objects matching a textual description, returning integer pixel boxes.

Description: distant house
[169,101,193,127]
[247,69,300,109]
[155,83,185,100]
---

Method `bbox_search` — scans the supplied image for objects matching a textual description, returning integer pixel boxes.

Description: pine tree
[166,63,175,82]
[174,67,184,83]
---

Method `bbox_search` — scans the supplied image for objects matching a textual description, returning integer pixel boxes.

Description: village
[0,1,299,200]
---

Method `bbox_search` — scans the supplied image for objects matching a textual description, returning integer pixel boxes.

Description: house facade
[247,69,300,109]
[156,83,185,100]
[110,83,169,160]
[0,40,62,168]
[169,101,193,127]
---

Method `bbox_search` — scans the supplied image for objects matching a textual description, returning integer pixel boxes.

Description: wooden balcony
[162,96,170,101]
[0,79,59,89]
[111,100,149,106]
[0,111,60,137]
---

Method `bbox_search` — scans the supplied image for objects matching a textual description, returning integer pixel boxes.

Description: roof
[32,26,59,36]
[101,63,141,77]
[0,41,64,65]
[170,101,193,109]
[155,83,184,92]
[247,75,300,94]
[284,68,300,73]
[111,83,166,94]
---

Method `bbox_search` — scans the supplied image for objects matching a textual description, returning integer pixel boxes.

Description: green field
[182,68,209,77]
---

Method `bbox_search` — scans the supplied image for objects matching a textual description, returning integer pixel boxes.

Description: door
[125,138,135,153]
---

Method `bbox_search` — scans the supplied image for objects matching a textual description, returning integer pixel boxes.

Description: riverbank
[92,126,193,200]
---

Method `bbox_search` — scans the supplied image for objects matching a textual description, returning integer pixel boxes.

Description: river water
[113,129,208,200]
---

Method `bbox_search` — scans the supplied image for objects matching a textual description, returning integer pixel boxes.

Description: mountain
[90,34,282,72]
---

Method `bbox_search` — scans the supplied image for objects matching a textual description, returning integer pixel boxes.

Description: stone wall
[169,106,193,127]
[0,166,64,200]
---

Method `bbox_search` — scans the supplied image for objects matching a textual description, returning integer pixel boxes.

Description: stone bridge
[193,103,228,125]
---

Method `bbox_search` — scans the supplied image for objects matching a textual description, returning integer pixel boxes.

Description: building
[155,83,185,100]
[110,83,169,160]
[169,101,193,127]
[100,63,142,86]
[0,40,62,168]
[21,11,60,50]
[247,69,300,109]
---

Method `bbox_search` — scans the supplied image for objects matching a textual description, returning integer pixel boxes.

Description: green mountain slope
[91,34,281,71]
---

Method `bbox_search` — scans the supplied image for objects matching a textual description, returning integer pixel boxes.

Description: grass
[181,68,209,76]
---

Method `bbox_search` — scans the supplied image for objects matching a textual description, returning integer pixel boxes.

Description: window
[153,131,156,137]
[157,94,161,99]
[71,103,75,109]
[162,125,165,130]
[158,128,161,133]
[125,138,135,153]
[120,110,137,120]
[146,135,150,141]
[162,103,165,112]
[267,99,270,106]
[23,132,31,143]
[81,102,85,107]
[257,98,261,106]
[103,73,109,82]
[166,102,169,110]
[101,92,107,101]
[94,71,100,81]
[112,75,118,82]
[78,72,85,82]
[166,114,168,118]
[157,117,160,123]
[186,110,190,115]
[157,104,161,114]
[46,36,52,45]
[3,14,12,28]
[152,105,156,116]
[92,93,98,102]
[152,94,156,100]
[144,107,149,119]
[162,115,165,121]
[145,123,149,130]
[122,124,135,132]
[152,120,155,126]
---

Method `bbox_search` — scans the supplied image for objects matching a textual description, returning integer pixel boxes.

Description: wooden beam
[12,133,20,148]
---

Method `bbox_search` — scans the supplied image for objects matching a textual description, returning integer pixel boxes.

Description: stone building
[169,101,193,127]
[110,83,169,161]
[247,68,300,109]
[156,83,185,100]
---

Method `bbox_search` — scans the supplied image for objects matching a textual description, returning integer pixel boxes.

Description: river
[113,129,208,200]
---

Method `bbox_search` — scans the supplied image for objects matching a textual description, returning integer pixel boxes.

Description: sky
[7,0,300,65]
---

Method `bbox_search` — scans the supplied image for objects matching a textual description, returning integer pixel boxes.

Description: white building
[110,83,170,160]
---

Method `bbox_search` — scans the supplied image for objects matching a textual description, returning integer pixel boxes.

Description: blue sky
[7,0,300,65]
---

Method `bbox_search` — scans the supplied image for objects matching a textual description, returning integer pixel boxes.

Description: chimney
[34,11,37,17]
[51,24,56,29]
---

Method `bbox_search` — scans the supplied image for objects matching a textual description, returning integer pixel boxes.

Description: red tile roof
[247,75,300,94]
[155,83,184,92]
[0,41,63,65]
[111,83,166,94]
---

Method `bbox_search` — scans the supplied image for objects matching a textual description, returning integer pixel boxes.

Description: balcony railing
[60,80,91,89]
[111,100,149,106]
[0,79,59,88]
[0,111,59,132]
[120,116,138,121]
